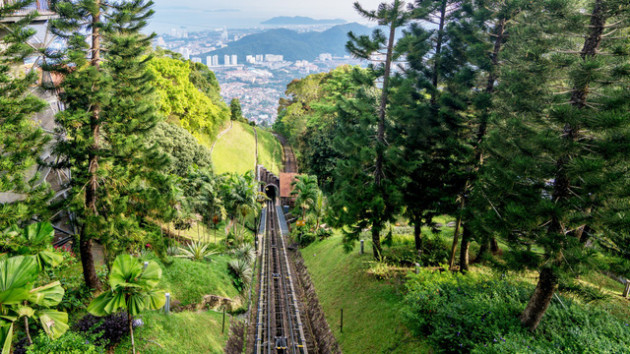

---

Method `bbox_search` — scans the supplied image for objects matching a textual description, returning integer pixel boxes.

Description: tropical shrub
[228,259,253,293]
[403,270,630,353]
[75,312,128,347]
[26,331,102,354]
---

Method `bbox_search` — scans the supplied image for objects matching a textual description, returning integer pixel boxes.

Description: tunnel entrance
[265,184,278,200]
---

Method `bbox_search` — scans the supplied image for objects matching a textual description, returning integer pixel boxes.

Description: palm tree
[291,175,319,220]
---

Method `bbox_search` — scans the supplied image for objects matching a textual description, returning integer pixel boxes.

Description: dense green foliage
[145,122,213,177]
[148,55,229,138]
[279,0,630,339]
[404,270,630,353]
[27,331,102,354]
[274,66,363,188]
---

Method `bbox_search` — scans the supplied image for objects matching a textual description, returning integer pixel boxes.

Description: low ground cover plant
[403,270,630,353]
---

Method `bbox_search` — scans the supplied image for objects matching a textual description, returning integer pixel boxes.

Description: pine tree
[333,0,411,259]
[390,0,471,258]
[47,0,171,289]
[482,0,630,330]
[0,0,50,228]
[448,0,534,271]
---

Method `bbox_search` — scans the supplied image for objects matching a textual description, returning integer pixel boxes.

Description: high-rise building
[224,55,230,66]
[246,55,256,64]
[180,47,191,60]
[206,56,213,66]
[231,55,237,66]
[192,57,201,63]
[212,55,219,66]
[255,54,264,62]
[221,27,228,42]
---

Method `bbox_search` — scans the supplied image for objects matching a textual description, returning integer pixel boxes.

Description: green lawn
[115,310,231,354]
[211,121,257,175]
[257,128,284,175]
[301,234,431,353]
[147,254,241,307]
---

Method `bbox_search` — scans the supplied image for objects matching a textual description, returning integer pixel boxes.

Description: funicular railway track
[255,201,308,353]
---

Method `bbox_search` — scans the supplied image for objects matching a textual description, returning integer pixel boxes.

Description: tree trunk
[474,239,489,263]
[24,316,32,345]
[520,267,558,331]
[448,215,462,271]
[128,311,136,354]
[490,237,500,254]
[459,226,471,273]
[413,221,422,258]
[81,0,102,291]
[371,225,382,260]
[430,0,447,106]
[374,14,397,190]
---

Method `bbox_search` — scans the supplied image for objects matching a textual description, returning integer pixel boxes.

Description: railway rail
[255,201,309,353]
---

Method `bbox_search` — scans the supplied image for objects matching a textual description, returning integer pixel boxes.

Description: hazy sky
[148,0,386,33]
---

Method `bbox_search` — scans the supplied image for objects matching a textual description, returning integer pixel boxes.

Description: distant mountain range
[202,23,372,62]
[261,16,347,25]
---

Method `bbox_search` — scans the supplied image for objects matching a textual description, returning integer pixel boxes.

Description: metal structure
[255,200,309,353]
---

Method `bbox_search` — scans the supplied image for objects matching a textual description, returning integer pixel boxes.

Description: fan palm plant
[0,255,68,353]
[88,255,165,354]
[228,258,253,292]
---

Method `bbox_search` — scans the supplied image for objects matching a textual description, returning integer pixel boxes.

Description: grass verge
[114,310,231,354]
[300,233,430,353]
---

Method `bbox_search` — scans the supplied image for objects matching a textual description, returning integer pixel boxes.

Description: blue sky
[148,0,385,33]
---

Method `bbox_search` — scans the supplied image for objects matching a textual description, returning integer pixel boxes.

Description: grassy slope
[154,255,241,306]
[301,234,430,353]
[257,129,284,175]
[211,121,257,175]
[211,121,284,175]
[115,311,231,354]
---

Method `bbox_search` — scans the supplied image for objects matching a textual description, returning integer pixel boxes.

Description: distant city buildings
[246,55,256,64]
[255,54,264,62]
[224,55,231,66]
[318,53,333,61]
[170,28,188,39]
[207,55,219,67]
[179,47,191,60]
[231,54,237,66]
[192,57,202,63]
[264,54,283,62]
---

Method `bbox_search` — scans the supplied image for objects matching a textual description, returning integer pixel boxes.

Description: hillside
[211,121,284,175]
[202,23,372,61]
[261,16,347,25]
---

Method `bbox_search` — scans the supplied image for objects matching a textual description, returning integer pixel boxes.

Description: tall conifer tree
[482,0,630,330]
[48,0,169,289]
[331,0,410,259]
